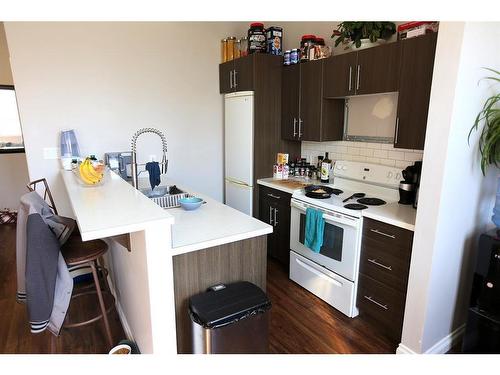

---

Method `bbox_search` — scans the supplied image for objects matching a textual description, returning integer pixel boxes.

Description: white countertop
[257,177,417,231]
[167,182,272,256]
[61,169,174,241]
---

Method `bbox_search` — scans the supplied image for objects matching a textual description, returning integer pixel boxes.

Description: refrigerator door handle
[225,177,253,189]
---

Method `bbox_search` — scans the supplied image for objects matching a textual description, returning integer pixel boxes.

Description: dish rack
[150,192,193,209]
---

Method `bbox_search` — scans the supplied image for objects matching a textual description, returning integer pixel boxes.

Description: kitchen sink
[139,185,189,209]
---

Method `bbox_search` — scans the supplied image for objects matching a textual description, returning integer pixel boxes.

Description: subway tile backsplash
[301,141,423,170]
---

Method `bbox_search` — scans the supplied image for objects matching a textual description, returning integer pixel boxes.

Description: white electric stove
[289,160,404,318]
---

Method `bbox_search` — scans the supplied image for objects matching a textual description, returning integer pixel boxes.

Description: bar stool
[27,178,115,351]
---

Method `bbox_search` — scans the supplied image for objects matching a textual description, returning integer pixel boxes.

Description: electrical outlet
[43,147,59,160]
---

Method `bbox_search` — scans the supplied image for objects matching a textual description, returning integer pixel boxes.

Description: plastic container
[300,34,316,62]
[240,37,248,57]
[290,48,300,64]
[248,23,266,54]
[266,26,283,55]
[226,37,236,61]
[283,50,291,65]
[221,39,227,63]
[189,282,271,354]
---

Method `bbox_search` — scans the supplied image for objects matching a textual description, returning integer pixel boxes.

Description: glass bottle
[221,39,227,63]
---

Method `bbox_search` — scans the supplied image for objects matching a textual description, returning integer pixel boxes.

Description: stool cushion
[61,236,108,266]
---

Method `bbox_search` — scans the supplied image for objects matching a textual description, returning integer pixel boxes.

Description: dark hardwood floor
[267,257,397,354]
[0,224,126,354]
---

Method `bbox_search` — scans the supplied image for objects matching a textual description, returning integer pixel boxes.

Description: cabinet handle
[293,118,297,137]
[269,206,273,225]
[298,118,303,138]
[394,117,400,144]
[364,295,388,310]
[370,228,396,239]
[356,65,361,91]
[274,208,278,227]
[233,70,238,88]
[367,258,393,271]
[348,66,352,92]
[229,70,233,89]
[267,193,281,199]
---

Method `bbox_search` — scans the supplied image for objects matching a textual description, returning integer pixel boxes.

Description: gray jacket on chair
[16,191,75,335]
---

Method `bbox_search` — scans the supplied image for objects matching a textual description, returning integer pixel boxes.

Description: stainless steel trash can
[189,281,271,354]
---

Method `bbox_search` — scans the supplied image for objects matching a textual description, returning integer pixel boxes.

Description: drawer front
[360,237,412,292]
[362,217,413,259]
[259,185,291,208]
[357,273,406,341]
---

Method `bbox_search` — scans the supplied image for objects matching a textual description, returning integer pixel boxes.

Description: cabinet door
[233,56,254,92]
[258,192,276,258]
[323,52,357,98]
[395,33,438,150]
[273,201,291,268]
[356,42,400,95]
[299,59,323,141]
[281,64,300,141]
[219,60,234,94]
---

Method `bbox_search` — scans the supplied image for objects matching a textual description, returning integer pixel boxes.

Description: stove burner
[344,203,368,210]
[331,189,343,195]
[357,198,386,206]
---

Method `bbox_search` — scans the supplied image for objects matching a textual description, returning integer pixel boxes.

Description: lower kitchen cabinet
[258,185,291,267]
[357,217,414,342]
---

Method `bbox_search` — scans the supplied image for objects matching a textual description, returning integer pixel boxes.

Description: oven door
[290,199,361,281]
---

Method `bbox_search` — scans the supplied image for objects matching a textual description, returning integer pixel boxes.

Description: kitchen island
[61,169,271,354]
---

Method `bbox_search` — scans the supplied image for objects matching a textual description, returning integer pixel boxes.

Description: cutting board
[271,179,311,190]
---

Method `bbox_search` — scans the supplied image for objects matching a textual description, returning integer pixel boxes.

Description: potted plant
[468,68,500,226]
[332,22,396,50]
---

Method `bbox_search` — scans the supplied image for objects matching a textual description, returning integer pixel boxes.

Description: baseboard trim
[106,274,134,342]
[396,324,465,354]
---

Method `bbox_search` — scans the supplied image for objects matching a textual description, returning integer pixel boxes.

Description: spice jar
[248,23,266,54]
[221,39,227,63]
[226,37,236,61]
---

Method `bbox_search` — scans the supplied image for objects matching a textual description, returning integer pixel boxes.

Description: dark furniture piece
[394,33,438,150]
[357,217,414,343]
[27,179,115,352]
[172,236,267,354]
[324,41,400,97]
[258,185,292,268]
[462,229,500,353]
[281,59,344,142]
[219,54,301,218]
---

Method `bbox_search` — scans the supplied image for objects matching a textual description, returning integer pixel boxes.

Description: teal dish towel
[304,207,325,253]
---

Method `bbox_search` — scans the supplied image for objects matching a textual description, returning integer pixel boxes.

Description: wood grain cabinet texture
[357,217,414,342]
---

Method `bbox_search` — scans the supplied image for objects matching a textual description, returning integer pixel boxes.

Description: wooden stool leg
[90,261,113,349]
[50,333,57,354]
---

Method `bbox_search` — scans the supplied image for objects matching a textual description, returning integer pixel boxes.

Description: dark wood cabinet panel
[356,41,400,95]
[234,56,254,92]
[323,52,357,98]
[219,60,234,94]
[357,274,406,342]
[395,33,438,150]
[299,60,323,141]
[281,65,300,141]
[258,185,292,268]
[362,217,414,255]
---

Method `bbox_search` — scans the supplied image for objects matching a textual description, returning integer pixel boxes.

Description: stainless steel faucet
[131,127,168,189]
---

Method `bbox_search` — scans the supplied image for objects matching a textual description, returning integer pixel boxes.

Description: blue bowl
[179,197,203,211]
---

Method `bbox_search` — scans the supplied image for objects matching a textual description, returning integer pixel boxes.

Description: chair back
[27,178,58,215]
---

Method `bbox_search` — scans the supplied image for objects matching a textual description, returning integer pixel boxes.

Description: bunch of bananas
[78,158,105,185]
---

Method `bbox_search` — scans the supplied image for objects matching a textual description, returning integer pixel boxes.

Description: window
[0,85,24,153]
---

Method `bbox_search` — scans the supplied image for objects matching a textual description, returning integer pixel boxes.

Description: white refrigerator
[224,91,254,216]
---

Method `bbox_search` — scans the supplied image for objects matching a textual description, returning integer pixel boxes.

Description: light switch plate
[43,147,59,160]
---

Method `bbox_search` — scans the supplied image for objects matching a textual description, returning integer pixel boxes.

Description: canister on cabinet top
[266,26,283,55]
[248,22,266,54]
[283,50,291,65]
[290,49,299,64]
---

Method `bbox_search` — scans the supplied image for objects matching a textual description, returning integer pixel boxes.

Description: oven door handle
[295,258,343,287]
[291,201,359,228]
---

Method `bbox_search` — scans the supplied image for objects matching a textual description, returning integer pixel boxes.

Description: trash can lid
[189,281,271,329]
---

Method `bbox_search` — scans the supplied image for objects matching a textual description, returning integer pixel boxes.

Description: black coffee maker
[399,161,422,206]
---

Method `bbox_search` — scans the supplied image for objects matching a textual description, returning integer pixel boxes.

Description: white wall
[0,153,30,210]
[400,22,500,354]
[4,22,249,216]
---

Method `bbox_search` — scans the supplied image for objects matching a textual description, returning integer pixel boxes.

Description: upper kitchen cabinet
[324,42,400,97]
[281,59,344,142]
[355,41,400,95]
[219,54,254,93]
[394,33,438,150]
